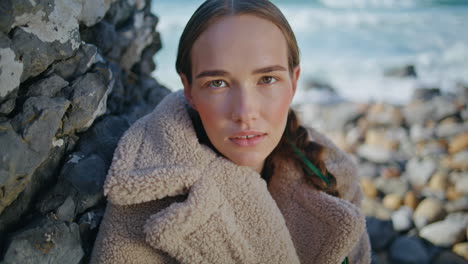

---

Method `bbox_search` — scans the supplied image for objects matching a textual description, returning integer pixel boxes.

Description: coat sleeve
[89,197,182,264]
[347,185,372,264]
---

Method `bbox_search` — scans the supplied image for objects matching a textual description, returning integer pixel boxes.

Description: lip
[228,131,267,147]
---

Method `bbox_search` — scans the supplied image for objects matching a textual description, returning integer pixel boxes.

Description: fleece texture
[90,91,371,264]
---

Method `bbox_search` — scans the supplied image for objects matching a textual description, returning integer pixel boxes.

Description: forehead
[191,14,289,74]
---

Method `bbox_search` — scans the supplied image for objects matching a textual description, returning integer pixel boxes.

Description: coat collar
[103,91,365,264]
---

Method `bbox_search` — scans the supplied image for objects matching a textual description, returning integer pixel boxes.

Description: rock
[11,96,70,153]
[26,74,69,97]
[0,98,16,115]
[404,191,419,210]
[381,166,401,179]
[78,0,115,27]
[453,173,468,195]
[428,172,449,191]
[419,218,467,247]
[432,250,468,264]
[358,162,379,179]
[384,64,417,78]
[436,121,468,138]
[443,151,468,170]
[367,217,398,251]
[410,124,435,143]
[366,103,404,127]
[10,0,82,82]
[411,87,440,101]
[375,176,410,196]
[383,194,403,211]
[2,217,84,264]
[446,197,468,213]
[80,21,118,54]
[453,243,468,260]
[405,158,437,188]
[357,144,396,164]
[56,196,76,222]
[50,44,102,81]
[76,115,129,165]
[298,102,364,132]
[389,236,430,264]
[413,198,446,229]
[61,69,113,134]
[449,132,468,154]
[362,197,392,220]
[365,129,400,151]
[416,140,448,157]
[1,96,70,214]
[361,178,378,199]
[392,206,414,232]
[403,97,458,125]
[0,38,23,101]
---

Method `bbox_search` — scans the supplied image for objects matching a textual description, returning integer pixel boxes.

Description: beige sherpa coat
[90,91,371,264]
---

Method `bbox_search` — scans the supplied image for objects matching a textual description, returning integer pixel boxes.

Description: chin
[227,152,267,171]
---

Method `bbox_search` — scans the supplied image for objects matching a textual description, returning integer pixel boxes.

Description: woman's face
[181,14,300,173]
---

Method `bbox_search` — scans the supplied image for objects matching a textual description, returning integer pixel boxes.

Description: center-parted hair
[176,0,339,196]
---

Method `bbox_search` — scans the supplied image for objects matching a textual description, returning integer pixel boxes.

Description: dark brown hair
[177,0,338,196]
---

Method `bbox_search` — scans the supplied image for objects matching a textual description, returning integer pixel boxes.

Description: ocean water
[151,0,468,104]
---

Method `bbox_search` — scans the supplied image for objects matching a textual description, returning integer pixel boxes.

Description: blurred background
[152,0,468,104]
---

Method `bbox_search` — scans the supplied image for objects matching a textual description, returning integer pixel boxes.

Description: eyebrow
[195,65,287,79]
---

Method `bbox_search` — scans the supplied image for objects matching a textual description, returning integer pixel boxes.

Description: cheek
[193,97,225,134]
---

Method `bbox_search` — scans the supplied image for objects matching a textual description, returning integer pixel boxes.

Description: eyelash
[206,76,279,88]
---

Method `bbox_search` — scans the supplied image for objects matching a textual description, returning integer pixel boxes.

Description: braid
[263,109,339,197]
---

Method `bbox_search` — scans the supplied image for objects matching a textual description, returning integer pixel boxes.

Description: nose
[230,87,259,126]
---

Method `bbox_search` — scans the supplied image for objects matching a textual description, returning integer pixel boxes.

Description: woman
[90,0,371,263]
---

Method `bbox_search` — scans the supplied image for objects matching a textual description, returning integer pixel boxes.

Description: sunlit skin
[181,14,300,173]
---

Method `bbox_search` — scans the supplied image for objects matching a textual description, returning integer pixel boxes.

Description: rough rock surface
[0,0,169,262]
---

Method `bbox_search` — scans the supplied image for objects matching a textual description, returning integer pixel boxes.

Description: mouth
[228,132,267,147]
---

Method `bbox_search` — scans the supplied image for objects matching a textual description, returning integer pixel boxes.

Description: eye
[259,76,278,84]
[208,80,227,88]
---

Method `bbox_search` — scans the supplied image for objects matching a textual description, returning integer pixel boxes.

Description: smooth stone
[453,173,468,195]
[366,103,404,127]
[357,144,396,163]
[345,126,364,148]
[428,172,449,191]
[375,176,409,196]
[383,194,403,211]
[365,129,399,151]
[444,151,468,171]
[413,198,446,229]
[404,191,419,210]
[2,217,84,264]
[411,87,440,101]
[416,140,448,157]
[367,217,398,251]
[410,123,435,142]
[361,178,378,199]
[389,236,430,264]
[436,121,468,138]
[362,197,392,220]
[453,243,468,260]
[419,218,467,247]
[358,162,379,179]
[446,197,468,213]
[406,158,437,188]
[449,132,468,154]
[392,206,414,232]
[432,250,468,264]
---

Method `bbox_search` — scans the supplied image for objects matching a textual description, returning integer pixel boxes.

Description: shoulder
[305,127,363,206]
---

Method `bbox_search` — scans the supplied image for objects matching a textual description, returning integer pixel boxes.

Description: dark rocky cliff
[0,0,170,262]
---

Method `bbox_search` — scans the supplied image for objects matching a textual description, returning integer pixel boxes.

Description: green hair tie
[288,141,330,187]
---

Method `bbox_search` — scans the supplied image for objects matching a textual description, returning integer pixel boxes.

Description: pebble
[362,197,392,220]
[446,197,468,213]
[432,250,468,264]
[449,132,468,154]
[413,198,446,229]
[419,218,467,247]
[406,158,437,188]
[357,144,395,164]
[453,242,468,260]
[367,217,398,251]
[375,176,410,197]
[383,194,403,211]
[361,178,378,199]
[403,191,419,210]
[428,172,448,191]
[391,206,414,232]
[389,236,430,264]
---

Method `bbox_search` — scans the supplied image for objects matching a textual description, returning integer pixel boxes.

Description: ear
[180,73,196,110]
[291,65,301,97]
